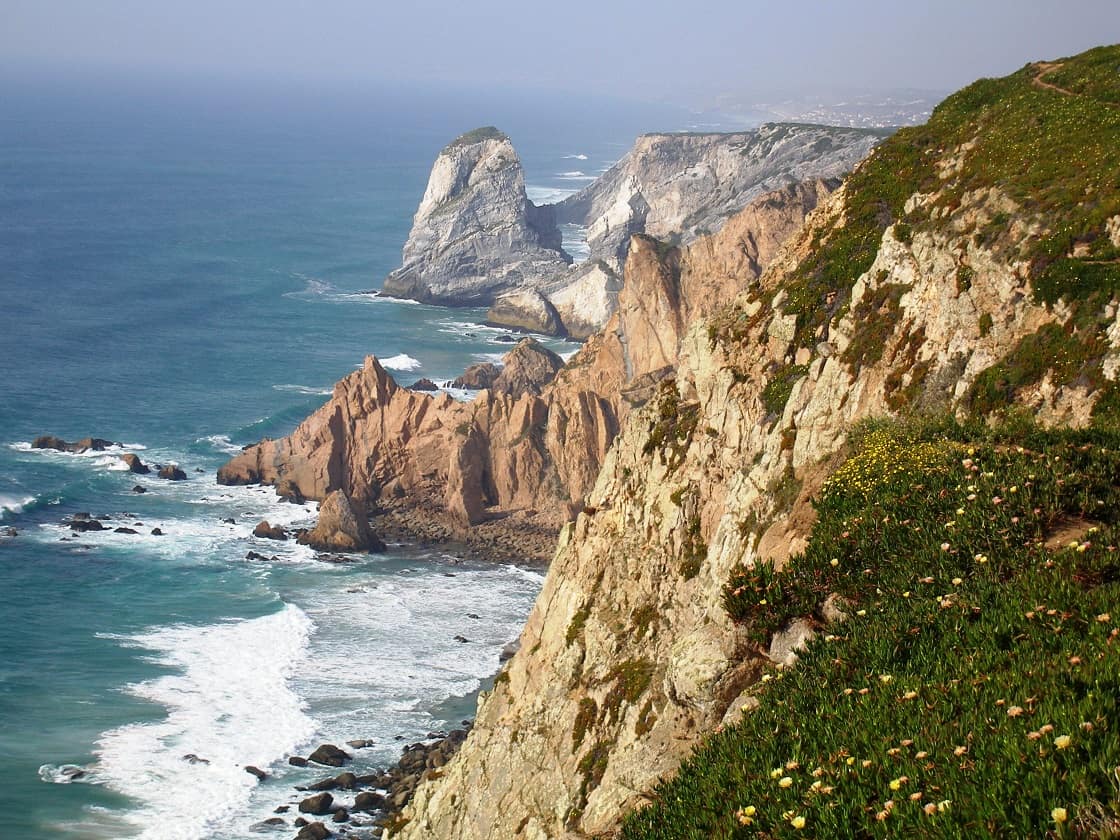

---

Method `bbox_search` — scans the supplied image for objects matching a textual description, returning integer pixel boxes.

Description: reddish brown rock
[296,491,385,553]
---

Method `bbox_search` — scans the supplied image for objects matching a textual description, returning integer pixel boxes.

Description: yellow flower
[770,768,783,779]
[889,778,902,791]
[778,776,793,788]
[1054,735,1071,750]
[937,800,952,813]
[830,558,839,566]
[846,756,855,765]
[791,815,806,829]
[952,577,963,586]
[1052,807,1067,823]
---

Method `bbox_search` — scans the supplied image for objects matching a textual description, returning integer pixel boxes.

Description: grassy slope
[622,45,1120,839]
[622,419,1120,838]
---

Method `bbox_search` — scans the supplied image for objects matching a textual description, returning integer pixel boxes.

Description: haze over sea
[0,74,688,838]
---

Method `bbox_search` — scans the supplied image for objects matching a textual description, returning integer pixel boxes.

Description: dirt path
[1031,62,1076,96]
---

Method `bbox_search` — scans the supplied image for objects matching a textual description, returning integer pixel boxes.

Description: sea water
[0,73,686,837]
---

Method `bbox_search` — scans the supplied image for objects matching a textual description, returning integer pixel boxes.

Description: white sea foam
[556,171,596,181]
[525,185,577,205]
[196,434,245,456]
[380,353,422,372]
[93,604,318,840]
[272,384,334,396]
[0,494,36,518]
[562,153,589,160]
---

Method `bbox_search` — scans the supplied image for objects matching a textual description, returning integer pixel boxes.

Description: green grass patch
[623,417,1120,838]
[762,364,810,417]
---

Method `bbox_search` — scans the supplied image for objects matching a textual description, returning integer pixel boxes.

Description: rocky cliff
[390,48,1120,839]
[382,127,571,305]
[219,180,835,552]
[384,124,880,337]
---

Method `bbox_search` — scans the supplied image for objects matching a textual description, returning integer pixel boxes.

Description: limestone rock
[491,338,564,397]
[451,363,501,390]
[382,127,570,305]
[297,492,385,553]
[486,289,564,335]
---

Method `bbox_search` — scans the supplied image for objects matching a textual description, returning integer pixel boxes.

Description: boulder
[113,527,138,535]
[297,792,334,815]
[486,289,564,336]
[491,338,565,397]
[245,765,268,780]
[295,822,331,839]
[306,743,351,767]
[288,755,309,767]
[450,362,501,390]
[353,791,385,812]
[33,435,118,453]
[275,479,305,504]
[69,518,105,532]
[132,485,147,494]
[157,464,187,481]
[119,454,150,474]
[297,492,385,553]
[150,527,163,536]
[409,378,440,391]
[253,520,288,541]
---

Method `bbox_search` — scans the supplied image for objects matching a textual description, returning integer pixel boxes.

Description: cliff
[381,127,571,305]
[390,46,1120,838]
[384,124,881,337]
[219,180,836,547]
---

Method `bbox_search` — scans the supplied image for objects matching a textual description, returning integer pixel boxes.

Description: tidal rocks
[68,516,105,532]
[297,492,385,553]
[113,527,139,535]
[306,743,351,767]
[119,454,150,474]
[450,362,501,390]
[275,479,306,504]
[485,289,564,336]
[157,464,187,481]
[353,791,385,812]
[246,550,279,562]
[297,792,334,815]
[33,435,118,453]
[150,527,163,536]
[253,520,288,541]
[288,756,309,767]
[245,765,268,780]
[132,485,147,494]
[490,338,564,397]
[294,821,331,839]
[409,378,440,392]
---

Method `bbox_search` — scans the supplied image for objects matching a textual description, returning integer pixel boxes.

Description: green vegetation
[622,417,1120,838]
[762,364,810,417]
[447,126,507,148]
[567,605,591,646]
[841,283,909,371]
[573,698,599,751]
[602,659,655,725]
[644,381,700,470]
[680,514,707,580]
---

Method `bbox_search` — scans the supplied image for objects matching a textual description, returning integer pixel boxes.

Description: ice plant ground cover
[623,416,1120,838]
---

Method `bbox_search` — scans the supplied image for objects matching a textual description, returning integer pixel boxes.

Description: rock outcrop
[384,124,881,337]
[381,127,570,305]
[219,182,839,552]
[389,53,1120,837]
[297,490,386,553]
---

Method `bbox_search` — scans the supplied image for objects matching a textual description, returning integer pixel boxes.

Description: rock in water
[119,453,150,474]
[33,435,119,453]
[409,378,440,391]
[298,793,334,815]
[491,338,564,397]
[295,823,331,840]
[450,362,501,390]
[297,492,385,553]
[157,464,187,481]
[252,520,288,541]
[245,765,268,780]
[381,127,570,305]
[486,289,565,336]
[306,743,351,767]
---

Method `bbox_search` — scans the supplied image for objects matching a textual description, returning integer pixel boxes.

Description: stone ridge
[388,106,1120,839]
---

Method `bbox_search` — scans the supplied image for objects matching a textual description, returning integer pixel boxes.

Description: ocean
[0,73,688,838]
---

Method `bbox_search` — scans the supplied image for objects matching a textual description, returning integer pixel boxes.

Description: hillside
[388,44,1120,839]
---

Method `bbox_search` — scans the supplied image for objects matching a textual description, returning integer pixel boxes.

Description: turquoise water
[0,74,685,837]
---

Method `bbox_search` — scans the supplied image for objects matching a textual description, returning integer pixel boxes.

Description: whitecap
[0,494,36,518]
[38,763,99,785]
[94,604,318,840]
[272,384,334,396]
[380,353,422,372]
[556,171,597,181]
[562,153,589,160]
[525,185,578,205]
[195,434,245,456]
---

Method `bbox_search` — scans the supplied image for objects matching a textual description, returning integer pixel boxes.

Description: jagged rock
[382,127,570,305]
[409,378,440,391]
[486,289,564,336]
[490,338,564,397]
[306,744,350,767]
[253,520,288,541]
[157,464,187,481]
[297,792,334,815]
[246,551,278,562]
[275,479,305,504]
[119,454,149,474]
[296,491,385,553]
[450,362,501,390]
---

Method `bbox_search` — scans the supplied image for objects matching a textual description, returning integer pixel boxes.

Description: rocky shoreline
[258,726,474,839]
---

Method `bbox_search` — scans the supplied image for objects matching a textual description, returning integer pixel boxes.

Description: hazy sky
[3,0,1118,102]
